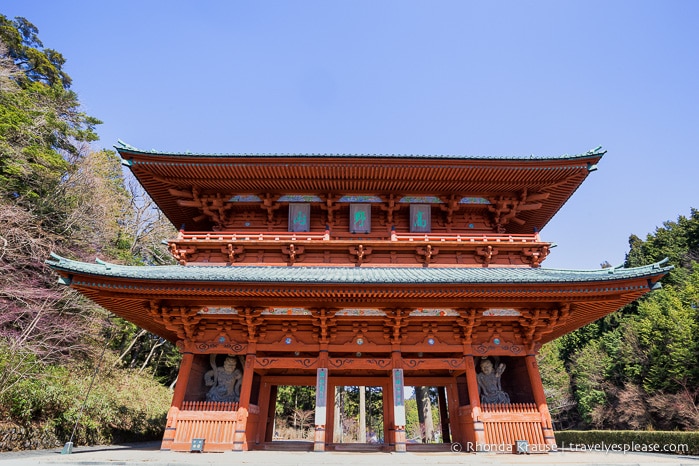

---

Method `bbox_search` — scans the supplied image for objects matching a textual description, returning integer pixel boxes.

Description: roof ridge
[115,140,607,161]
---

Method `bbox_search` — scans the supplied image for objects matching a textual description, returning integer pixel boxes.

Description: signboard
[288,203,311,232]
[314,368,328,426]
[392,369,406,426]
[349,204,371,233]
[410,204,431,233]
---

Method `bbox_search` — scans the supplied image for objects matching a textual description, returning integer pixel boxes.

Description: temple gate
[48,143,670,453]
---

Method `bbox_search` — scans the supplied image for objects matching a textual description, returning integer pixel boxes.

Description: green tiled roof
[116,140,606,162]
[47,253,671,286]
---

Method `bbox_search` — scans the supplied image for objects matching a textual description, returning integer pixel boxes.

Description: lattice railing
[479,403,545,447]
[181,400,238,411]
[174,230,541,243]
[163,402,260,452]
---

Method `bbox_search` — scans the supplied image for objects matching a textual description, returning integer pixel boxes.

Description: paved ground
[0,441,698,466]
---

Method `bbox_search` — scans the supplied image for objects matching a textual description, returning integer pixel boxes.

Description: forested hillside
[0,13,696,452]
[541,209,699,431]
[0,15,178,450]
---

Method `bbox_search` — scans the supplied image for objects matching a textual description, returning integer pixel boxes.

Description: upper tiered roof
[116,141,605,234]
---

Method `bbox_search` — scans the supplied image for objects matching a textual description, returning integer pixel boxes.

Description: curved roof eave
[46,253,671,286]
[115,140,606,163]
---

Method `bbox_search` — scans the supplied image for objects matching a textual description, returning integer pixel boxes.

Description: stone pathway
[0,442,698,466]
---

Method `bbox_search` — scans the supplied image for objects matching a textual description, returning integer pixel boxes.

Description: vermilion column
[235,346,257,451]
[171,352,194,408]
[525,354,556,450]
[162,351,193,450]
[464,355,486,450]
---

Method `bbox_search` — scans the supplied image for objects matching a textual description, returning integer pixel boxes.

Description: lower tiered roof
[47,254,671,345]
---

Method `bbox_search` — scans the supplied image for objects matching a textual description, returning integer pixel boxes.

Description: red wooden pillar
[446,380,462,444]
[437,386,451,443]
[161,351,193,450]
[255,378,273,447]
[326,379,336,445]
[464,355,486,450]
[234,347,257,451]
[265,384,278,442]
[525,354,556,450]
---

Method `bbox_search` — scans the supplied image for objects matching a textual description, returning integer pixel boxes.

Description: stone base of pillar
[394,426,406,452]
[313,425,325,451]
[233,408,248,451]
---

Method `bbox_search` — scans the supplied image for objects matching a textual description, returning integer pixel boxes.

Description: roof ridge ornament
[116,139,138,151]
[94,257,113,270]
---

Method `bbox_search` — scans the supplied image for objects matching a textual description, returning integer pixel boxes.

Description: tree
[414,386,435,442]
[0,15,71,88]
[0,16,100,219]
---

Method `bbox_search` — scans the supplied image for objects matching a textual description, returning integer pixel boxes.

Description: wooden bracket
[379,194,402,226]
[349,244,372,266]
[169,243,197,265]
[487,189,548,232]
[319,194,341,226]
[475,245,499,267]
[415,244,438,267]
[224,244,245,263]
[282,243,305,265]
[521,245,550,268]
[259,193,281,227]
[439,194,461,228]
[383,309,410,344]
[311,308,337,344]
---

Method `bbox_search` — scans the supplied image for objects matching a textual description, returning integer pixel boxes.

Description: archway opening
[333,386,384,444]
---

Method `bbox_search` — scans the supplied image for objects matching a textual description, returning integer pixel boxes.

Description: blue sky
[3,1,698,269]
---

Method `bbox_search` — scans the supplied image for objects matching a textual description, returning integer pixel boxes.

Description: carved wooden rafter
[352,321,369,344]
[421,321,439,344]
[280,321,298,342]
[487,189,549,233]
[169,243,197,265]
[174,187,235,228]
[518,305,570,348]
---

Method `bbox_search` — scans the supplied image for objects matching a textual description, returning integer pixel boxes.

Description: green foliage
[275,385,316,425]
[0,16,101,221]
[569,340,612,423]
[538,341,574,416]
[0,344,170,446]
[540,209,699,430]
[625,208,699,286]
[0,15,71,88]
[405,387,441,442]
[626,282,698,392]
